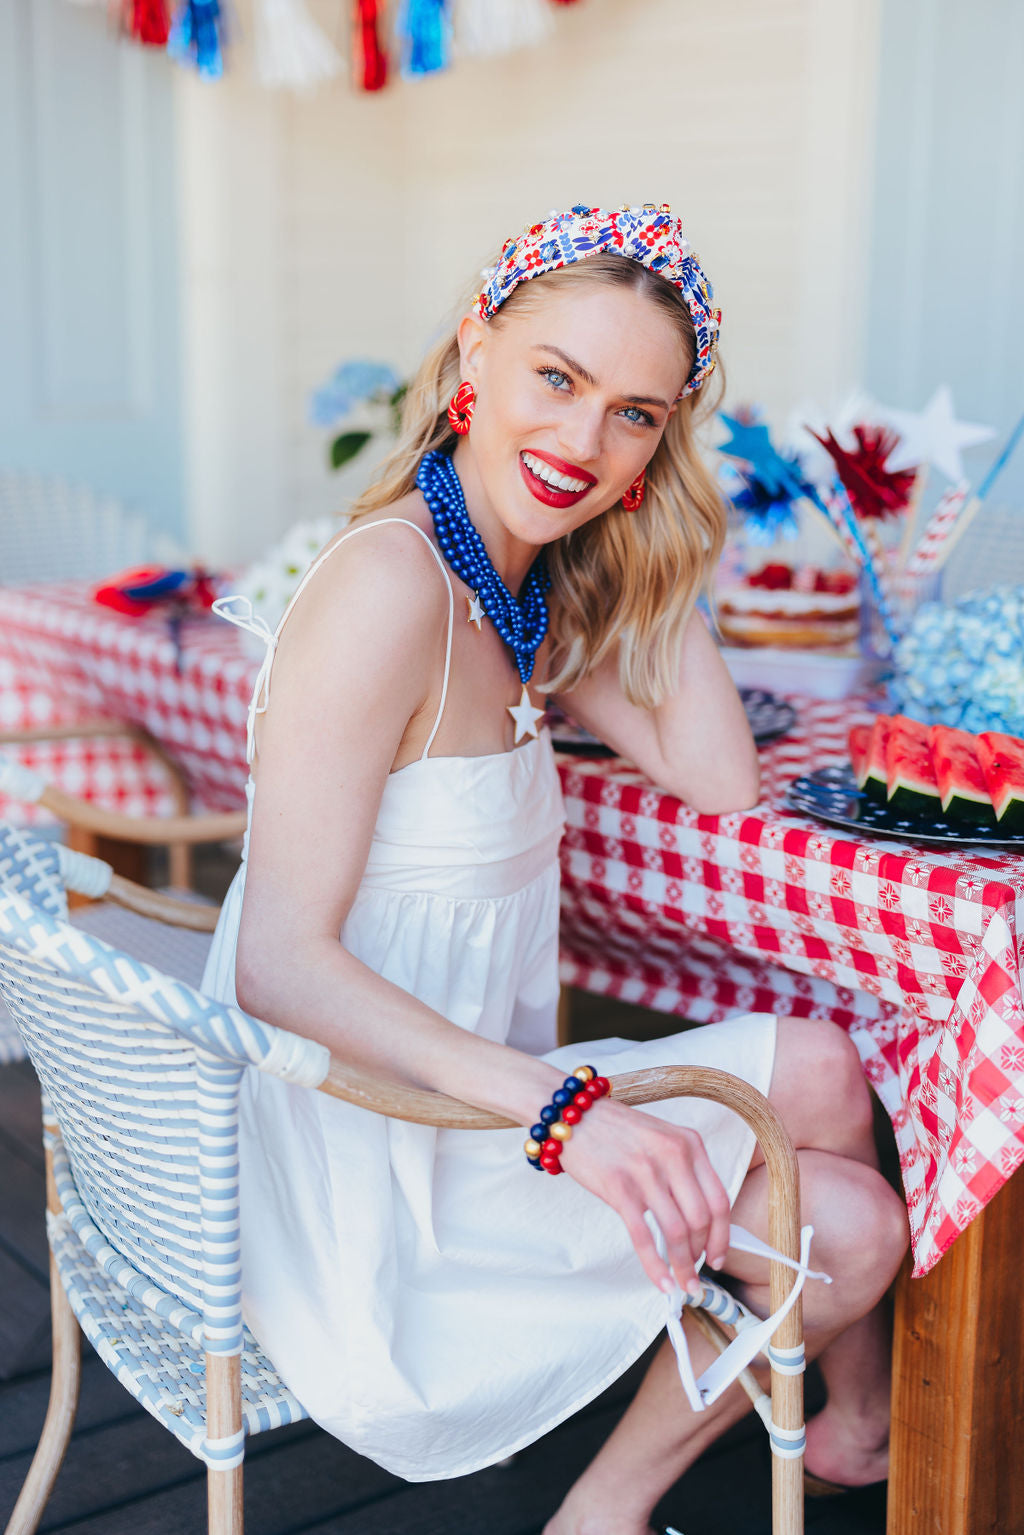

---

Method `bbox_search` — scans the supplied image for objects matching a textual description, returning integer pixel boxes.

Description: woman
[205,204,907,1535]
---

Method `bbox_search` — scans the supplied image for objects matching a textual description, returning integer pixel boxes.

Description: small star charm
[508,684,545,744]
[466,592,484,630]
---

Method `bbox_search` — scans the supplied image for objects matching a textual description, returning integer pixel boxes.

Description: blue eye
[620,405,655,427]
[538,366,571,392]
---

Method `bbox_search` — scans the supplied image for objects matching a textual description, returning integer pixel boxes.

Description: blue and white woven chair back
[0,471,162,583]
[0,820,328,1344]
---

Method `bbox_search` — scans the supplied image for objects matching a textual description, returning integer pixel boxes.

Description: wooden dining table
[2,576,1024,1534]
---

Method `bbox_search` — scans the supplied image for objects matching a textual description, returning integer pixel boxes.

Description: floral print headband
[474,203,721,398]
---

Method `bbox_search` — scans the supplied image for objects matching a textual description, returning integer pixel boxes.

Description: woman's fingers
[680,1140,732,1271]
[620,1201,677,1293]
[641,1189,706,1296]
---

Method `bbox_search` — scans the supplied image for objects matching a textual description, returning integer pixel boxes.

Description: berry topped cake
[718,563,861,651]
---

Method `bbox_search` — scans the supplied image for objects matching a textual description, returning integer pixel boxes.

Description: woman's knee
[770,1017,875,1156]
[800,1150,909,1305]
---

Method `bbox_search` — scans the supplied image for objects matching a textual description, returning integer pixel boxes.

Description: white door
[0,0,185,543]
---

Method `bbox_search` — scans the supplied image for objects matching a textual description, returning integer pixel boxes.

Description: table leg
[888,1168,1024,1533]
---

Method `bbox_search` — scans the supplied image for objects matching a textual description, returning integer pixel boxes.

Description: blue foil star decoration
[719,413,813,541]
[729,475,800,543]
[718,413,813,502]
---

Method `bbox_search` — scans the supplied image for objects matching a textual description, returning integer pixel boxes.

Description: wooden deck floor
[0,1048,887,1535]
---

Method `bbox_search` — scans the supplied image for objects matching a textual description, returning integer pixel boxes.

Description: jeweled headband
[474,203,721,399]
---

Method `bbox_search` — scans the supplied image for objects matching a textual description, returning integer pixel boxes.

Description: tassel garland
[353,0,389,90]
[253,0,342,90]
[400,0,451,76]
[453,0,552,57]
[168,0,226,77]
[125,0,171,44]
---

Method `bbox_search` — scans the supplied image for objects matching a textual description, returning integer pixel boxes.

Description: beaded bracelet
[524,1065,611,1175]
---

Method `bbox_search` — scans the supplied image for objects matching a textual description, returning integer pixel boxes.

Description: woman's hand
[558,1098,731,1296]
[553,610,760,812]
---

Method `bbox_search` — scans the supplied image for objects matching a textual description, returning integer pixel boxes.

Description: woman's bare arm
[553,608,760,812]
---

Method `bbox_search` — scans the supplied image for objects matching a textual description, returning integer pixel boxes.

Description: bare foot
[804,1405,889,1488]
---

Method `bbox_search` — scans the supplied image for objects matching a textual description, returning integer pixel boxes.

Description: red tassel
[125,0,171,44]
[353,0,388,91]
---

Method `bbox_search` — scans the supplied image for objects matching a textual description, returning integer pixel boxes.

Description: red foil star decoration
[809,423,917,521]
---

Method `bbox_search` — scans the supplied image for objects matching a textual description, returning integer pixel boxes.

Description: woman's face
[456,281,691,548]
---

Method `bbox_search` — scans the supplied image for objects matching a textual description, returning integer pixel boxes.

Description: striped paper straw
[815,482,902,649]
[902,480,970,582]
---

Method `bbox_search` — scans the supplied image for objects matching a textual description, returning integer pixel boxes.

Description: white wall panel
[0,0,183,541]
[865,0,1024,574]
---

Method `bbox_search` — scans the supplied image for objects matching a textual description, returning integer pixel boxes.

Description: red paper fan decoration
[354,0,388,90]
[809,423,917,521]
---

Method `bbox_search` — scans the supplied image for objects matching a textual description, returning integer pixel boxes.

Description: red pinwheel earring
[621,470,646,511]
[447,381,476,436]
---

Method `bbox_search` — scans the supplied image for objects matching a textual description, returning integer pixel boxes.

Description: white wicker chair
[0,821,809,1535]
[0,472,170,585]
[0,752,244,1064]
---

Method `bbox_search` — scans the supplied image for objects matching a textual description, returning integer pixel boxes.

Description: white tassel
[253,0,342,91]
[453,0,553,58]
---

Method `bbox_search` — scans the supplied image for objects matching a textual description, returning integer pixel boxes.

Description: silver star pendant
[466,593,484,630]
[508,684,545,744]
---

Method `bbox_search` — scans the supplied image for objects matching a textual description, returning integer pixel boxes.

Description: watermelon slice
[862,715,892,802]
[848,724,873,788]
[886,716,941,815]
[977,732,1024,833]
[929,726,996,825]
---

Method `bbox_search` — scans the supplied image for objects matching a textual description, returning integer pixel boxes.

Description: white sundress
[203,518,778,1482]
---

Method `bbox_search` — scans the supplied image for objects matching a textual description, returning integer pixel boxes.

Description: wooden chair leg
[167,840,193,893]
[206,1353,243,1535]
[556,985,573,1048]
[4,1254,82,1535]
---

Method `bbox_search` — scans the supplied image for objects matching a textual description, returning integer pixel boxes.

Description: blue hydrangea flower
[308,360,400,428]
[890,585,1024,735]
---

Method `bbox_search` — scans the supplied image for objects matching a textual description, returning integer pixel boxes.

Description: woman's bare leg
[755,1018,905,1486]
[543,1018,908,1535]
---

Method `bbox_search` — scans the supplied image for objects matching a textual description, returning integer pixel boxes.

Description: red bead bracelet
[524,1066,610,1174]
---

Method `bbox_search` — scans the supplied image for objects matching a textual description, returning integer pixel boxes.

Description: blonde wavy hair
[349,255,726,709]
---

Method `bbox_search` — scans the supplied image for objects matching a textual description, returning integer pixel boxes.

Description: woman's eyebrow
[534,344,598,385]
[532,345,669,410]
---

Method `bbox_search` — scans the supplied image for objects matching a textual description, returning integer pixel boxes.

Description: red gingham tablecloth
[3,580,1023,1275]
[558,721,1024,1276]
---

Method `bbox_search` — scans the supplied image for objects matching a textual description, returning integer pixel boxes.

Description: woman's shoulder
[284,495,449,645]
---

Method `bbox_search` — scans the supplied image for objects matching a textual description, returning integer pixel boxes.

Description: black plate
[740,688,797,746]
[550,688,797,756]
[785,766,1024,850]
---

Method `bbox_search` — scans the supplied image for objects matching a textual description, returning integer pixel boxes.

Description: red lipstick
[519,450,597,509]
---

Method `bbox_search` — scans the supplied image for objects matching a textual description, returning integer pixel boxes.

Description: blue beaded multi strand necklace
[416,450,550,742]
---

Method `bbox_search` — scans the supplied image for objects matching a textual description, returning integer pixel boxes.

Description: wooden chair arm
[34,783,246,847]
[104,875,222,932]
[0,721,149,744]
[0,722,191,815]
[317,1059,800,1252]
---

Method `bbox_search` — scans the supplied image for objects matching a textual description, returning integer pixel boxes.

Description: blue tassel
[169,0,226,79]
[401,0,451,76]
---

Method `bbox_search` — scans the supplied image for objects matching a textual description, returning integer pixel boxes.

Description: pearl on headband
[474,203,721,399]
